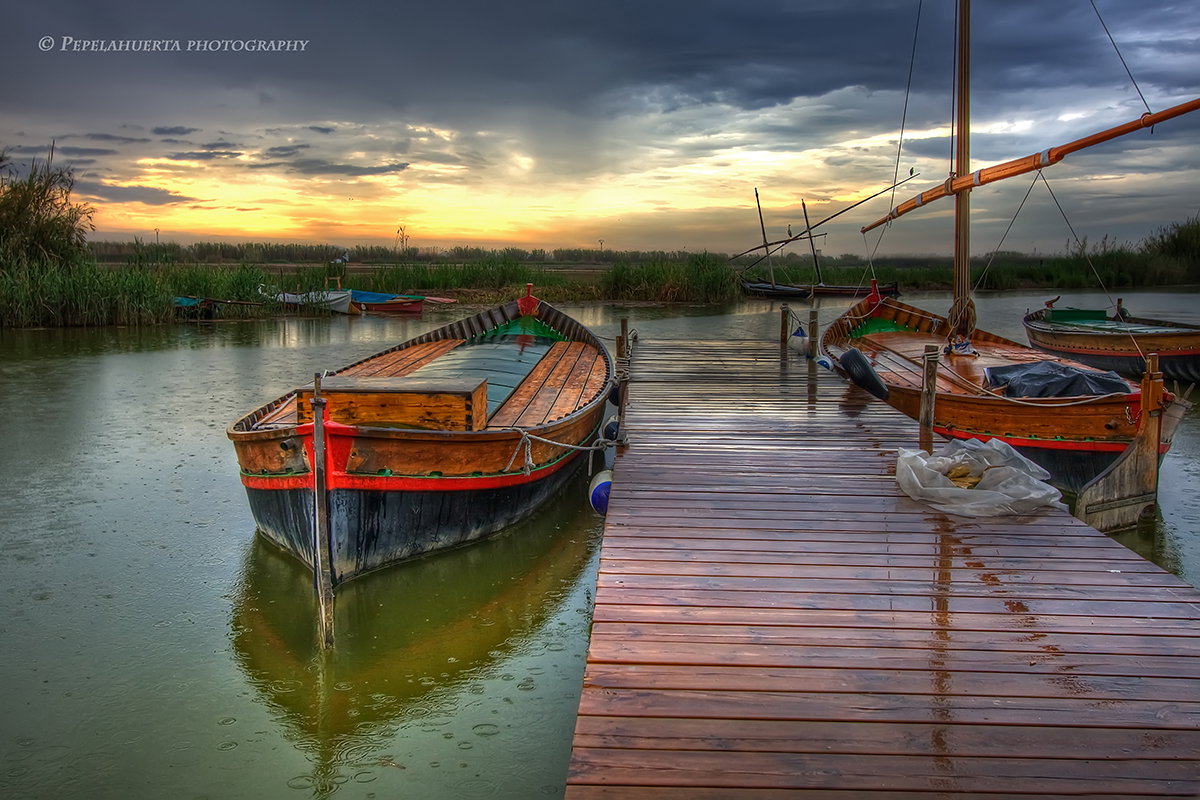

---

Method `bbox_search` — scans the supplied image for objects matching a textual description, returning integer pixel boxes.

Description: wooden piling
[808,308,819,359]
[780,304,789,347]
[1076,352,1163,531]
[310,372,335,649]
[919,344,939,453]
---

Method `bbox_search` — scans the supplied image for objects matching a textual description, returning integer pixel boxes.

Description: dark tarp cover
[984,361,1129,398]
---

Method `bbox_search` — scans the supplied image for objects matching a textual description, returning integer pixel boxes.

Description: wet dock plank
[567,338,1200,798]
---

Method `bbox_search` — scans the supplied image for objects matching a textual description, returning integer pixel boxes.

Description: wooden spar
[801,200,823,285]
[755,188,776,287]
[863,95,1200,234]
[310,372,335,650]
[950,0,974,338]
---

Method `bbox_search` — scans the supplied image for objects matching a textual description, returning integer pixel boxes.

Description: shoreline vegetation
[3,151,1200,328]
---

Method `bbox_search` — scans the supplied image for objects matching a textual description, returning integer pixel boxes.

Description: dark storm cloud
[83,133,152,144]
[9,145,119,157]
[165,150,242,160]
[286,159,408,176]
[2,0,1196,252]
[265,144,309,157]
[76,180,199,205]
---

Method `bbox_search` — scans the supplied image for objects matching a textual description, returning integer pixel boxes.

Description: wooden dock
[567,338,1200,798]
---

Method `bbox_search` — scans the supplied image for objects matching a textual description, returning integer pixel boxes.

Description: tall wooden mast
[950,0,975,339]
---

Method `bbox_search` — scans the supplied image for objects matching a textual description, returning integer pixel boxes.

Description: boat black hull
[246,452,586,584]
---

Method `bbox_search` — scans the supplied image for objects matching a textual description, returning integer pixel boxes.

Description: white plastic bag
[896,438,1066,517]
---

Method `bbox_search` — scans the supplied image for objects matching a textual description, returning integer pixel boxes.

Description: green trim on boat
[482,316,568,341]
[852,317,912,336]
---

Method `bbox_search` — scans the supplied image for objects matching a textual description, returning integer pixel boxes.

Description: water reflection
[230,471,601,797]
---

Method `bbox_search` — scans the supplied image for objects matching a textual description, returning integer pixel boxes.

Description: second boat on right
[1024,297,1200,384]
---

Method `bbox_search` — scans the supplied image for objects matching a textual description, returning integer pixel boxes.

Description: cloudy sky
[3,0,1198,257]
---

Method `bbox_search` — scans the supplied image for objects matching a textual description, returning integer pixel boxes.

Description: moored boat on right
[1024,298,1200,383]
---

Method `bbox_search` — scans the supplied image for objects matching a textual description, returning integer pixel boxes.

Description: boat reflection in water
[230,470,602,798]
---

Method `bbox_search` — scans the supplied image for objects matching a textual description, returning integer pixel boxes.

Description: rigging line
[889,0,924,213]
[1037,171,1146,359]
[972,172,1040,295]
[1090,0,1152,115]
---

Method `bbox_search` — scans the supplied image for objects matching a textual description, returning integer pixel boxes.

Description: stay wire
[1090,0,1152,115]
[972,172,1039,294]
[888,0,923,213]
[1037,171,1145,359]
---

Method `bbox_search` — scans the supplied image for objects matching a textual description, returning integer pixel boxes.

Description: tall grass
[599,253,739,302]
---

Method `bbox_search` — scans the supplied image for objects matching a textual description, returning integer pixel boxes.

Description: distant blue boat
[349,290,424,314]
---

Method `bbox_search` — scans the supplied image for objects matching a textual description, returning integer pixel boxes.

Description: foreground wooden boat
[822,0,1198,495]
[1024,299,1200,383]
[228,286,613,586]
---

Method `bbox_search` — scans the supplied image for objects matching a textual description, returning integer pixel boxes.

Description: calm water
[0,290,1196,798]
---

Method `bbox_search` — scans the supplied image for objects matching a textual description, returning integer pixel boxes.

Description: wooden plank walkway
[567,338,1200,798]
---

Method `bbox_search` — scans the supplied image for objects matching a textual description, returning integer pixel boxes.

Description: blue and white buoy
[815,354,834,371]
[603,415,620,441]
[589,469,613,515]
[787,324,809,354]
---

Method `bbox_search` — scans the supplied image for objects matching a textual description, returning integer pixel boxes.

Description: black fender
[841,347,889,401]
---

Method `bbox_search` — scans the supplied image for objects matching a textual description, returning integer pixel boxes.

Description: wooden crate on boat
[295,376,489,431]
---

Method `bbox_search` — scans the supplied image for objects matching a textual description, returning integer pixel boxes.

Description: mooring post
[621,317,629,352]
[616,334,625,360]
[919,345,939,453]
[310,372,335,650]
[808,308,819,359]
[1075,352,1163,531]
[780,304,789,347]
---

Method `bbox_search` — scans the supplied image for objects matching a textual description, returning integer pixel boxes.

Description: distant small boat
[741,198,901,300]
[269,287,353,315]
[742,279,900,299]
[1024,298,1200,383]
[227,285,613,586]
[349,289,424,315]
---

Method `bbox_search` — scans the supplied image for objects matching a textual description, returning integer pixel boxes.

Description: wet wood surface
[566,338,1200,798]
[489,342,605,429]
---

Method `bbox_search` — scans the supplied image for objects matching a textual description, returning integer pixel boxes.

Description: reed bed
[599,254,740,303]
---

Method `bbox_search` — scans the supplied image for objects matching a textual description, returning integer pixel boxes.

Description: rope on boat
[504,429,621,478]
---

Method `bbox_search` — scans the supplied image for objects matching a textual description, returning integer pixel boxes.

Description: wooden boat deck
[251,339,607,431]
[857,331,1061,394]
[487,341,608,429]
[566,338,1200,797]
